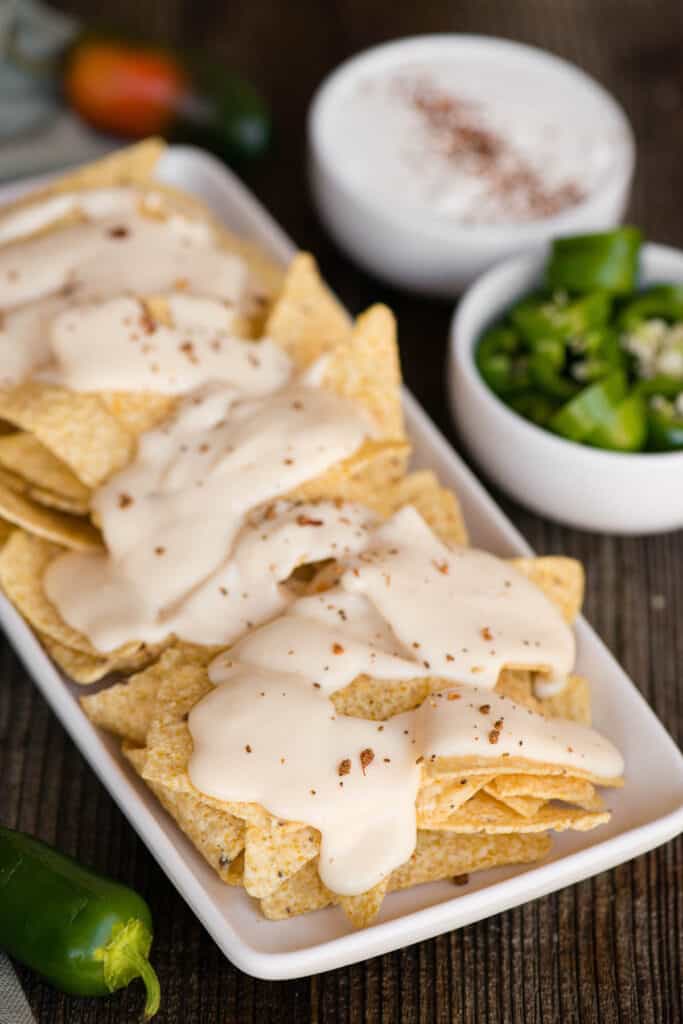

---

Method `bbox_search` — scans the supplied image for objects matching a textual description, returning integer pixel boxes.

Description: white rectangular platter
[1,146,682,980]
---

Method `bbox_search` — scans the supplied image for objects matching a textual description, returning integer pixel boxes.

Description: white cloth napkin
[0,954,36,1024]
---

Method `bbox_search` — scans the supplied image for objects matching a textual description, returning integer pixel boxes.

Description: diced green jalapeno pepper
[546,227,642,294]
[477,325,520,357]
[475,325,531,394]
[618,284,683,330]
[587,392,647,451]
[548,371,627,443]
[570,327,627,383]
[506,391,559,426]
[635,374,683,398]
[529,353,579,400]
[473,224,683,454]
[510,291,611,343]
[646,396,683,450]
[524,336,575,400]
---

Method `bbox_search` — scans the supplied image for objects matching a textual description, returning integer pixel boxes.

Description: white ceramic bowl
[448,243,683,534]
[308,35,635,297]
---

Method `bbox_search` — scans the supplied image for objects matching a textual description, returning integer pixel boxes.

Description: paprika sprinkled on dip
[309,36,634,294]
[331,72,592,226]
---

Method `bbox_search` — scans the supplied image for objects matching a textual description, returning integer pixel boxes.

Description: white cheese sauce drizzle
[191,509,623,895]
[40,293,285,395]
[45,377,374,649]
[0,188,251,386]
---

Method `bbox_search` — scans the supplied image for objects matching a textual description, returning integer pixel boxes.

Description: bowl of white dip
[308,36,635,296]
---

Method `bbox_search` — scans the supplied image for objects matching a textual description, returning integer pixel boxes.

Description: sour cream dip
[309,36,635,294]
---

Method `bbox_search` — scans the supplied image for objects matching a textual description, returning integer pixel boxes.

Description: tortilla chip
[286,302,408,504]
[0,531,77,643]
[138,182,284,313]
[389,830,551,890]
[40,635,111,683]
[41,636,117,684]
[537,675,591,726]
[334,674,436,721]
[0,432,91,505]
[0,466,24,494]
[324,304,404,441]
[0,477,100,550]
[0,383,133,487]
[417,775,493,825]
[141,717,196,791]
[151,781,245,884]
[378,470,468,547]
[346,442,411,497]
[511,557,584,623]
[332,665,567,728]
[288,440,409,508]
[242,821,320,898]
[0,518,14,548]
[425,751,623,789]
[261,831,551,921]
[429,790,610,833]
[80,664,166,740]
[260,858,332,920]
[495,672,590,726]
[0,529,144,661]
[265,253,351,367]
[42,633,160,684]
[486,773,604,812]
[25,486,90,516]
[122,736,247,884]
[496,670,539,710]
[144,646,214,728]
[121,741,147,774]
[482,791,546,818]
[99,392,177,438]
[141,654,214,794]
[338,878,390,928]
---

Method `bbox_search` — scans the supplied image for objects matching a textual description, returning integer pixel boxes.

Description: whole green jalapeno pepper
[0,826,160,1017]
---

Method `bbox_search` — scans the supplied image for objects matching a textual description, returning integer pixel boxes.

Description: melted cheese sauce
[19,185,374,651]
[45,381,373,649]
[42,294,284,395]
[0,188,249,386]
[192,520,623,894]
[214,507,574,695]
[341,507,574,688]
[190,664,422,896]
[420,687,623,778]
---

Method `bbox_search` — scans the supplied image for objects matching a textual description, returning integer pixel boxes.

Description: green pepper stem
[93,918,161,1019]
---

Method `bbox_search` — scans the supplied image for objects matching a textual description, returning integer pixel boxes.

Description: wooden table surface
[3,1,683,1020]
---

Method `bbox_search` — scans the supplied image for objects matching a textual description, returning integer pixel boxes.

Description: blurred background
[1,0,679,437]
[2,2,681,250]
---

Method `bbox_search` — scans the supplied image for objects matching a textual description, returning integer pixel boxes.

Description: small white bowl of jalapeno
[448,228,683,534]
